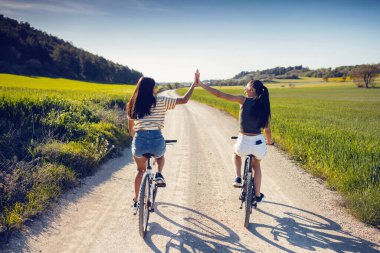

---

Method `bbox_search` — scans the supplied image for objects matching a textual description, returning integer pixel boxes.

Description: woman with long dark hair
[127,72,198,211]
[197,74,273,202]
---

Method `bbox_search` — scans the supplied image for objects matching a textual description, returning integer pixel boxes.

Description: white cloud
[130,0,168,12]
[0,0,106,15]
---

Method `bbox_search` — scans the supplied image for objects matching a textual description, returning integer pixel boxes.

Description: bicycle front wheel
[244,172,253,228]
[138,173,151,238]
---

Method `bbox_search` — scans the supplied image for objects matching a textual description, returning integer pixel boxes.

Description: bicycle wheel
[244,172,253,228]
[138,173,151,238]
[252,177,257,209]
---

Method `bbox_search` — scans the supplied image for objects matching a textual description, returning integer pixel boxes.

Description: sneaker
[132,198,138,215]
[255,193,265,203]
[155,172,166,187]
[232,177,243,188]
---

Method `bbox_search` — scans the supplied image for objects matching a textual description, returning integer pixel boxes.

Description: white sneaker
[155,172,166,187]
[232,177,243,188]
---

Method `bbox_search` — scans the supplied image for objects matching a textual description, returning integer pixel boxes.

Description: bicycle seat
[143,153,154,158]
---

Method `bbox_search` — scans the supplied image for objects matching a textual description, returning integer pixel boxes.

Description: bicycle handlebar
[165,140,177,143]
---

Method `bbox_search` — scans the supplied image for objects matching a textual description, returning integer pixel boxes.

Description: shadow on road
[145,202,252,252]
[249,201,379,253]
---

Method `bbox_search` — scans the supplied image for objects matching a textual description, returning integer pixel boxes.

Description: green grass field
[0,73,135,99]
[0,74,134,235]
[178,79,380,227]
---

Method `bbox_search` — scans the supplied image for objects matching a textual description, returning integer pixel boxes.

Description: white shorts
[233,133,267,160]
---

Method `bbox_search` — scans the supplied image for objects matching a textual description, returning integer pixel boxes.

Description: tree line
[217,64,379,88]
[0,15,142,84]
[233,64,379,80]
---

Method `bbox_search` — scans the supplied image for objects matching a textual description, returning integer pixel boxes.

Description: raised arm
[176,82,196,105]
[176,70,199,105]
[198,81,245,104]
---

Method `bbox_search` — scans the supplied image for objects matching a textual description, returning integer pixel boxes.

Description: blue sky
[1,0,380,82]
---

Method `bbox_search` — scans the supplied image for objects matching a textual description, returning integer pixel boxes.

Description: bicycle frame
[231,136,260,228]
[138,139,177,238]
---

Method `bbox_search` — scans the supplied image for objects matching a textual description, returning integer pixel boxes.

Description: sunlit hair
[127,77,156,119]
[248,80,271,128]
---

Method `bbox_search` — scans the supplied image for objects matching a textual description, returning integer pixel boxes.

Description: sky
[1,0,380,82]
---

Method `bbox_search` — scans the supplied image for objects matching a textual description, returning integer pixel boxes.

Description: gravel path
[2,90,379,253]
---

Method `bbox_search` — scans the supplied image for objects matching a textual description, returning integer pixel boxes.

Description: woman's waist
[136,129,162,134]
[134,121,163,131]
[239,131,261,136]
[238,132,263,138]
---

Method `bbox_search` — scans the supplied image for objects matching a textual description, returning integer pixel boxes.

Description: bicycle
[231,136,259,228]
[137,139,177,238]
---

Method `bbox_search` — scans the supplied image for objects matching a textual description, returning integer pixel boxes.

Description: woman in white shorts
[198,77,273,203]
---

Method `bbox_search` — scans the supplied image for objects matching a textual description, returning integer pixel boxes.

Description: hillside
[204,64,380,87]
[0,15,142,84]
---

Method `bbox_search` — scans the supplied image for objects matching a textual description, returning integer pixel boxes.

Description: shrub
[0,76,133,239]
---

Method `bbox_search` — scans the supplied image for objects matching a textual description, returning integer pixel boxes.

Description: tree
[0,15,142,83]
[350,65,379,88]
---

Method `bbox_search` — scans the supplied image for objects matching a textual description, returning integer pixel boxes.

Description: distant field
[0,74,134,234]
[0,74,135,98]
[178,79,380,226]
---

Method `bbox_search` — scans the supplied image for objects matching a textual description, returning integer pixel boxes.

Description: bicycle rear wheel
[244,172,253,228]
[138,173,151,238]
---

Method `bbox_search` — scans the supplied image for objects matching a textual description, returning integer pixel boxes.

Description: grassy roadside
[0,74,134,242]
[178,81,380,227]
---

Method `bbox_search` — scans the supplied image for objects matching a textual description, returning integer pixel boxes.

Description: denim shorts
[132,130,166,158]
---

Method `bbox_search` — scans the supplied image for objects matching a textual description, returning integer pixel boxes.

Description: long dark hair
[127,77,156,119]
[249,80,271,128]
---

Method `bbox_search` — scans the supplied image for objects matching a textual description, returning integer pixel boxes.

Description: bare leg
[233,153,242,177]
[252,158,262,197]
[134,156,147,200]
[155,156,165,173]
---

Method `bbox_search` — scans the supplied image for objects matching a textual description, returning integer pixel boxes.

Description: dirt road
[3,90,379,252]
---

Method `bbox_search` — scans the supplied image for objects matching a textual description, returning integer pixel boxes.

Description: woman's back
[133,96,176,131]
[239,97,262,134]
